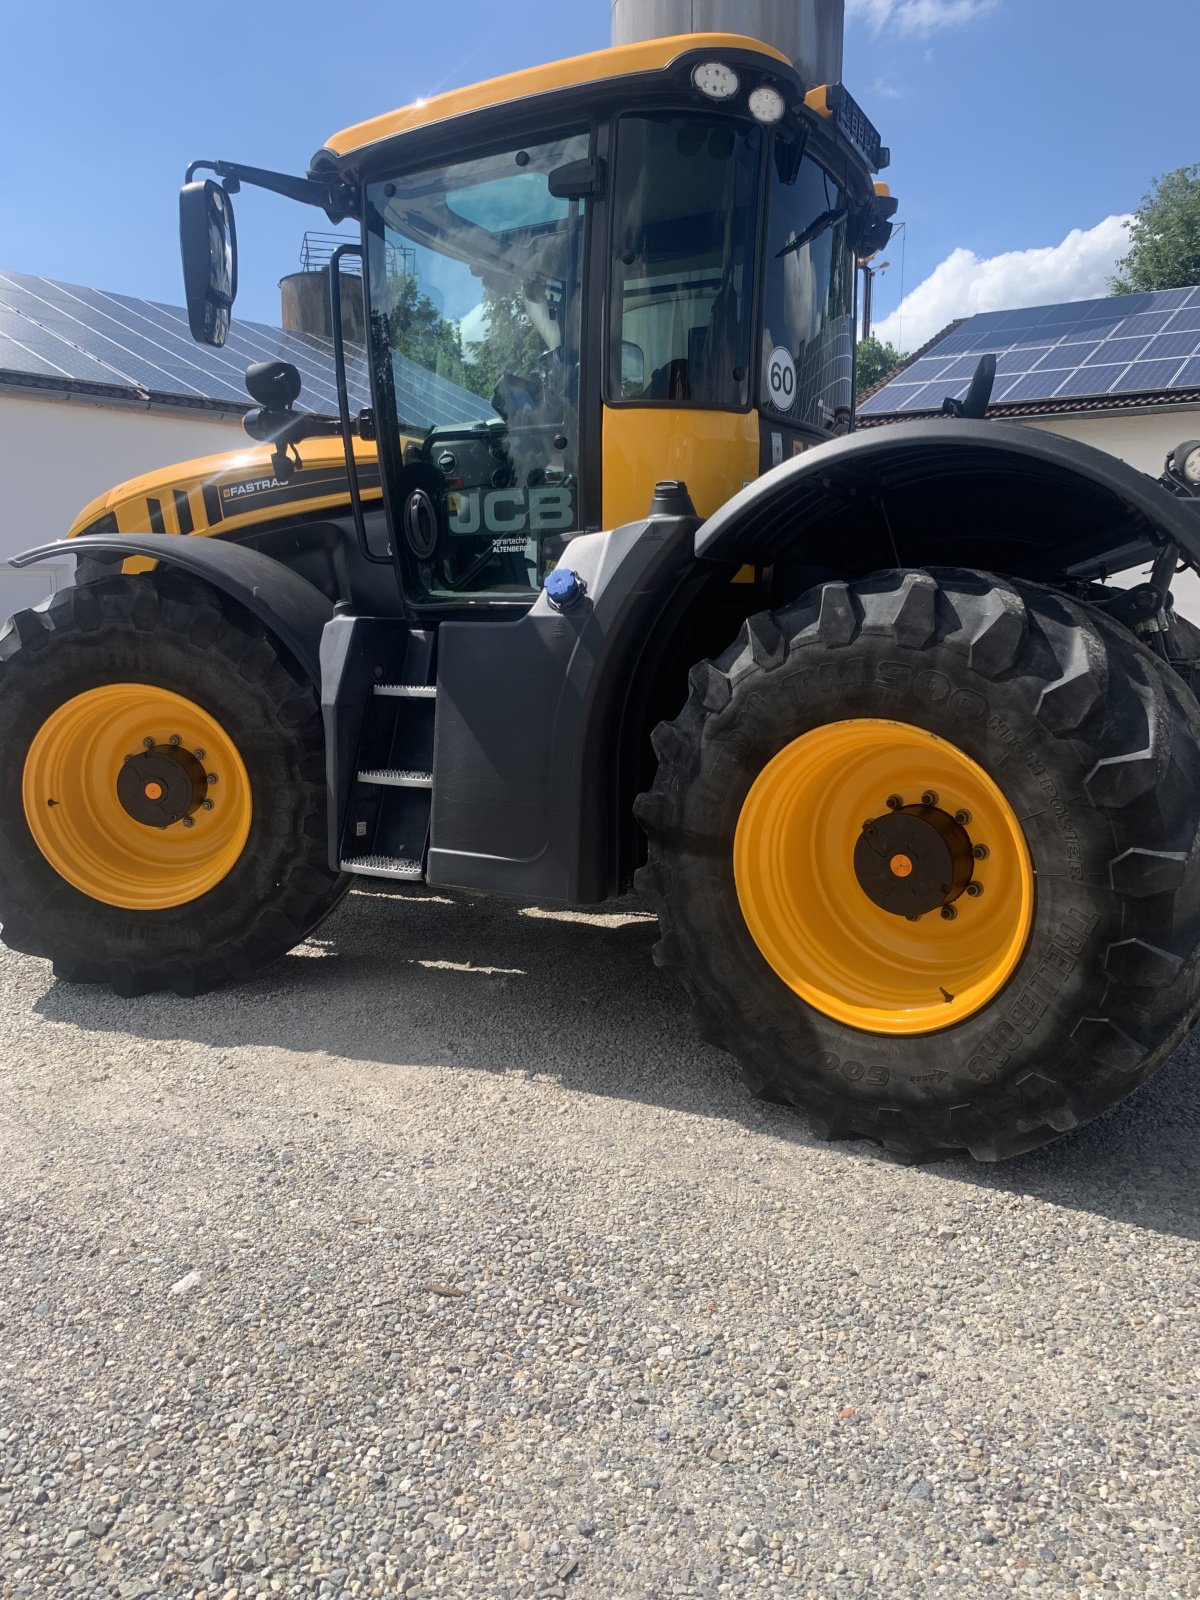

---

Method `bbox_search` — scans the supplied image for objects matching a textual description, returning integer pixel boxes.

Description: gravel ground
[1,885,1198,1600]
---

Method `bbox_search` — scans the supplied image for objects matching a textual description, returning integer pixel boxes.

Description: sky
[3,0,1196,352]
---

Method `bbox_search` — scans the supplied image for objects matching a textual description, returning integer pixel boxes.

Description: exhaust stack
[611,0,844,87]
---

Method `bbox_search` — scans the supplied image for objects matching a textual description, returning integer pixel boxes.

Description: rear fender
[11,533,333,685]
[696,419,1200,581]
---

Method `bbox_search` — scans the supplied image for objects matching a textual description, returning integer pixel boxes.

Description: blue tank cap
[544,568,585,609]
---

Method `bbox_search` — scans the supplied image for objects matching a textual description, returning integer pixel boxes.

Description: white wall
[0,392,242,623]
[1023,409,1200,622]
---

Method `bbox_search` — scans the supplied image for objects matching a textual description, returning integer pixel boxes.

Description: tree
[387,274,547,406]
[856,334,907,398]
[1111,164,1200,295]
[390,277,475,391]
[461,290,545,401]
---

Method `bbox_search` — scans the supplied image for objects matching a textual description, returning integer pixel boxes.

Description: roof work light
[692,62,740,100]
[748,86,787,124]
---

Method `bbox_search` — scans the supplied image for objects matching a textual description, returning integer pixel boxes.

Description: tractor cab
[178,33,894,614]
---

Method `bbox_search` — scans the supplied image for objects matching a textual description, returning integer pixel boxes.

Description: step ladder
[339,638,437,883]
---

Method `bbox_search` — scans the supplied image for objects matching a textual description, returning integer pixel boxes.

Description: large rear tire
[0,573,348,996]
[636,568,1200,1162]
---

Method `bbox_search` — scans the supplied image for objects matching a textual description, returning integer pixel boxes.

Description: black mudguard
[696,418,1200,577]
[11,534,334,685]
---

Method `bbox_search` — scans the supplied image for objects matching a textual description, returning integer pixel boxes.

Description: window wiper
[776,208,848,260]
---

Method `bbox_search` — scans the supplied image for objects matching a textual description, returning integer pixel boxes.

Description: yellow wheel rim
[22,684,252,911]
[734,719,1034,1036]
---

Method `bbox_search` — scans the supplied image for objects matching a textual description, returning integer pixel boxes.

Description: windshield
[761,140,856,432]
[365,132,588,601]
[609,112,760,408]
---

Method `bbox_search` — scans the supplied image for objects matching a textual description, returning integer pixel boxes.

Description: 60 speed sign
[766,346,797,411]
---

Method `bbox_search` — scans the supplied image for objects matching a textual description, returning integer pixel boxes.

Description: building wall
[0,392,242,623]
[1024,410,1200,621]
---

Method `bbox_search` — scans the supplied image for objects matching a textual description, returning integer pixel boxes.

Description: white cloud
[873,214,1133,352]
[847,0,998,35]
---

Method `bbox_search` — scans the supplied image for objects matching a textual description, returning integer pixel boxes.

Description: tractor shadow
[32,884,1200,1242]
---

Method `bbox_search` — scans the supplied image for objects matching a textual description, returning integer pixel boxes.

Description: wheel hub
[732,719,1034,1035]
[22,684,252,911]
[854,804,975,917]
[116,745,209,829]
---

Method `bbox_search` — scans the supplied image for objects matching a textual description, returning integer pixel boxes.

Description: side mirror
[855,190,899,258]
[943,354,997,420]
[179,179,237,346]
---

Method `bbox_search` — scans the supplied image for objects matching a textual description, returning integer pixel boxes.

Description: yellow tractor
[5,3,1200,1161]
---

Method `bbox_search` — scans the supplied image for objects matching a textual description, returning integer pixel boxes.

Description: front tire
[0,573,348,996]
[636,568,1200,1162]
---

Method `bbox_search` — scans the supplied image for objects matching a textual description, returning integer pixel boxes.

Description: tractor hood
[68,435,383,543]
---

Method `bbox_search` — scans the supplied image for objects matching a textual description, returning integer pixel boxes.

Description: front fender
[11,534,333,685]
[695,419,1200,578]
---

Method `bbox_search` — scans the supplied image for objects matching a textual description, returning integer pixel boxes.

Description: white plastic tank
[611,0,845,87]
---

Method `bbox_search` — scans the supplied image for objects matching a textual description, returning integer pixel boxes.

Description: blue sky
[3,0,1195,348]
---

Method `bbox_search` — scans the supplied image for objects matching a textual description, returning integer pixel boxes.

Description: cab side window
[609,113,760,410]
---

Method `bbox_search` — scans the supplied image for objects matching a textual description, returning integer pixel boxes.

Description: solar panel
[866,282,1200,415]
[1082,336,1151,366]
[1110,358,1189,393]
[890,356,954,382]
[897,382,958,411]
[994,372,1065,403]
[1047,365,1127,398]
[1139,286,1193,309]
[1032,343,1101,370]
[0,267,485,429]
[1141,331,1200,360]
[938,354,993,380]
[1113,309,1175,339]
[858,383,923,414]
[995,345,1051,375]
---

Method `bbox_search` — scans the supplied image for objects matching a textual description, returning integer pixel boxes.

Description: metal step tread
[341,855,425,881]
[374,683,437,699]
[357,768,434,789]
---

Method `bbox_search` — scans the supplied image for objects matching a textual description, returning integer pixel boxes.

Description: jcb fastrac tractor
[5,1,1200,1163]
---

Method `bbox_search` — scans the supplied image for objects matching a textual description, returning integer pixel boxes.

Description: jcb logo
[450,487,575,537]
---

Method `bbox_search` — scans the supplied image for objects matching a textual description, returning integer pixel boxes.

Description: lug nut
[941,905,957,921]
[966,882,984,897]
[201,799,214,811]
[194,748,206,761]
[922,790,938,807]
[142,737,154,749]
[169,735,182,747]
[182,816,195,829]
[886,794,903,810]
[906,914,922,923]
[973,844,989,861]
[954,809,972,826]
[207,773,219,786]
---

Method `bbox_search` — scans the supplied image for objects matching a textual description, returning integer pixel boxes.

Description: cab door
[364,129,597,606]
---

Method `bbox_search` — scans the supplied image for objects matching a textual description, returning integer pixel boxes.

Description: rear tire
[636,568,1200,1162]
[0,573,348,996]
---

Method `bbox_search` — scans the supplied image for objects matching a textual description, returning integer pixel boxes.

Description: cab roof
[322,33,794,163]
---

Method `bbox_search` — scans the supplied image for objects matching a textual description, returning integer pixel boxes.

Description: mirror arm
[184,159,357,218]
